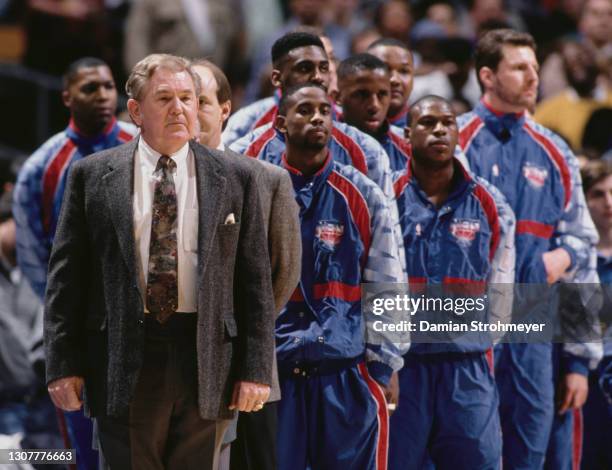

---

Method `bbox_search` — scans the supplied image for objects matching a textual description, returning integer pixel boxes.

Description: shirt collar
[138,137,189,170]
[216,142,225,151]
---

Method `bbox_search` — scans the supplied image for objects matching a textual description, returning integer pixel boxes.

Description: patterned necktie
[146,155,179,323]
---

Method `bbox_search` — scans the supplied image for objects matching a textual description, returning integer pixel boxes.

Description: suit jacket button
[138,319,144,325]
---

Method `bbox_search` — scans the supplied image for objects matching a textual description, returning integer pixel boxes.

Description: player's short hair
[271,32,325,66]
[277,82,328,116]
[62,57,109,89]
[581,160,612,194]
[410,94,453,119]
[337,53,389,82]
[126,54,201,101]
[191,59,232,104]
[367,38,411,52]
[474,29,536,90]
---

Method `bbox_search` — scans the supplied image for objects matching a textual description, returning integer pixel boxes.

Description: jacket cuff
[559,244,577,271]
[367,361,393,386]
[562,352,590,376]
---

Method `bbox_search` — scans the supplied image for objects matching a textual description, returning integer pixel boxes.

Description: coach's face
[128,67,198,155]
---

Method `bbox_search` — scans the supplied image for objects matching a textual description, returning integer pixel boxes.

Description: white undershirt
[133,137,199,312]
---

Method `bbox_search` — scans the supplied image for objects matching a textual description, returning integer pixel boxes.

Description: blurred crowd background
[0,0,610,162]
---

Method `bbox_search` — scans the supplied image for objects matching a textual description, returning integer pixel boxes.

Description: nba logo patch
[523,164,548,188]
[315,221,344,250]
[450,219,480,246]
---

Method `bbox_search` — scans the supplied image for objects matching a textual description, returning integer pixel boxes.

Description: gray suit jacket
[44,139,275,420]
[227,151,301,401]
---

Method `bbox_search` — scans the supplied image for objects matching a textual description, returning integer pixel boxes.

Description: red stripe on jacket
[42,140,76,233]
[245,127,277,158]
[253,104,278,130]
[524,123,572,209]
[459,115,484,153]
[516,220,554,238]
[331,127,369,175]
[472,184,500,262]
[328,170,372,262]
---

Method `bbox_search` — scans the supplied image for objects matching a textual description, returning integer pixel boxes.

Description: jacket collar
[475,99,525,141]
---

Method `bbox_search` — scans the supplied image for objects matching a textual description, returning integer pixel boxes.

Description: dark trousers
[96,316,228,470]
[229,402,278,470]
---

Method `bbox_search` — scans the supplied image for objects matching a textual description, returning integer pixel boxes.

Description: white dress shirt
[133,137,199,312]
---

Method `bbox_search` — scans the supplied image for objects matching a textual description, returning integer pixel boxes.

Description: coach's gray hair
[125,54,201,101]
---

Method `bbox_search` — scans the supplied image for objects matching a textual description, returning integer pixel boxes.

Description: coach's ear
[127,98,142,127]
[275,114,287,135]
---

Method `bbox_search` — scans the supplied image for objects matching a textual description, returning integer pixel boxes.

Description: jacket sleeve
[546,133,603,369]
[360,178,406,385]
[233,168,276,385]
[543,131,598,272]
[265,168,302,313]
[44,163,89,384]
[358,132,408,280]
[13,155,51,299]
[479,178,516,343]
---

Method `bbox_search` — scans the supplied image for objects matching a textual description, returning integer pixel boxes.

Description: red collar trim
[282,150,331,176]
[481,98,524,118]
[69,117,117,137]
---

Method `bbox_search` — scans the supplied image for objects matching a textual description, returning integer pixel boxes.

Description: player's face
[127,67,199,155]
[586,175,612,232]
[64,65,118,136]
[339,69,390,136]
[193,65,230,147]
[275,46,331,91]
[488,45,539,112]
[282,87,332,151]
[409,100,458,168]
[368,45,413,116]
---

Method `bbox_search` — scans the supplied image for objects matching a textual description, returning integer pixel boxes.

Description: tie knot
[157,155,177,171]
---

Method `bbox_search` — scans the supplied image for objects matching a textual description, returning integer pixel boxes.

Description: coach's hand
[557,372,588,414]
[542,248,571,284]
[48,376,84,411]
[229,381,270,413]
[380,372,399,414]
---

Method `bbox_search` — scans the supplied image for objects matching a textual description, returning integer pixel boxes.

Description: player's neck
[285,146,328,176]
[482,93,525,115]
[412,160,454,208]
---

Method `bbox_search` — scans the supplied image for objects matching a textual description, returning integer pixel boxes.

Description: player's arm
[13,157,51,299]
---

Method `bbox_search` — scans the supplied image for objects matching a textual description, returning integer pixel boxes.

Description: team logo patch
[315,221,344,249]
[523,164,548,188]
[450,219,480,246]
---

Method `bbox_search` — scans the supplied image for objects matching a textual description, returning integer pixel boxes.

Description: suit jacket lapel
[191,141,227,280]
[103,139,140,293]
